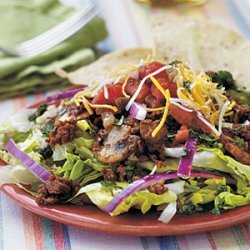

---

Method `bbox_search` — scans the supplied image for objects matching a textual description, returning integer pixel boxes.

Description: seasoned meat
[103,167,116,181]
[115,97,129,113]
[220,134,250,165]
[150,154,165,168]
[124,116,140,134]
[139,119,168,144]
[222,124,250,151]
[102,166,126,182]
[67,102,90,120]
[234,105,250,124]
[146,110,164,119]
[147,182,168,195]
[116,166,126,182]
[49,119,78,146]
[94,125,139,164]
[36,175,80,205]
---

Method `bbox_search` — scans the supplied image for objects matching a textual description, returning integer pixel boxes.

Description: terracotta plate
[1,183,249,236]
[1,97,249,236]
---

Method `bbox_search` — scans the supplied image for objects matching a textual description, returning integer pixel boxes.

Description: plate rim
[1,96,250,236]
[1,183,250,236]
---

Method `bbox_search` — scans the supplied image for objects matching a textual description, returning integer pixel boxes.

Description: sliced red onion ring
[104,171,221,213]
[129,102,147,120]
[177,138,198,179]
[5,139,51,183]
[46,87,84,103]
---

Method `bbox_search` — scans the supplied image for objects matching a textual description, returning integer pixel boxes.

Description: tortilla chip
[152,14,250,91]
[66,48,152,85]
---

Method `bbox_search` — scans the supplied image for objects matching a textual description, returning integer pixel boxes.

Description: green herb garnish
[100,181,115,187]
[170,60,182,66]
[28,103,48,121]
[42,123,54,136]
[235,136,245,148]
[190,129,218,147]
[114,115,125,126]
[184,81,192,89]
[206,70,235,90]
[35,146,53,159]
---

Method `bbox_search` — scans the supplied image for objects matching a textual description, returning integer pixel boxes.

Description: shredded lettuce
[214,192,250,212]
[4,109,35,133]
[56,153,104,185]
[178,177,249,214]
[10,165,40,185]
[70,182,177,216]
[140,147,250,185]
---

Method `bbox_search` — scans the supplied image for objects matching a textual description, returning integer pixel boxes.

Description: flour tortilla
[64,48,152,85]
[152,14,250,91]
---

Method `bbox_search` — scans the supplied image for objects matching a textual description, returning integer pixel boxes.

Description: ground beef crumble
[36,175,80,205]
[103,166,126,182]
[147,182,168,195]
[49,119,78,146]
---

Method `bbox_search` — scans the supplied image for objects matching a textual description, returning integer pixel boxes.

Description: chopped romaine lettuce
[70,182,177,216]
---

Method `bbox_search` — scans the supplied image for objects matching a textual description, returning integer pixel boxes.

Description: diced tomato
[125,78,150,103]
[169,104,211,134]
[169,81,178,98]
[150,77,170,101]
[106,84,123,104]
[139,61,168,82]
[173,125,189,145]
[92,84,123,105]
[92,91,106,105]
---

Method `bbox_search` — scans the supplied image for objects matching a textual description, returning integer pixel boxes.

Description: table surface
[0,0,249,249]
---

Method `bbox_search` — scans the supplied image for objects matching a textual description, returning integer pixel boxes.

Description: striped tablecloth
[0,0,249,249]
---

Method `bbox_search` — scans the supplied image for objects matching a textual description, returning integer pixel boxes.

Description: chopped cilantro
[166,131,176,140]
[170,60,182,66]
[184,81,192,89]
[125,165,135,182]
[206,70,235,90]
[235,136,245,148]
[114,115,125,126]
[35,146,53,159]
[128,79,134,85]
[42,123,54,136]
[28,103,48,121]
[100,181,115,187]
[189,129,218,147]
[59,107,67,117]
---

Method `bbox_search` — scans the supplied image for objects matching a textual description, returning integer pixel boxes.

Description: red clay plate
[1,183,249,236]
[1,96,249,236]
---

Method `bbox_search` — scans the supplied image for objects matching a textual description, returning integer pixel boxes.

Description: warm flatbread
[152,14,250,91]
[65,48,152,85]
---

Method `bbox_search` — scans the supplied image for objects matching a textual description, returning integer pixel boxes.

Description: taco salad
[0,57,249,223]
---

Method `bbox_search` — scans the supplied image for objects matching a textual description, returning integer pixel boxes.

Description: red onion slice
[129,102,147,120]
[46,87,84,103]
[104,171,221,213]
[5,139,51,183]
[177,138,198,179]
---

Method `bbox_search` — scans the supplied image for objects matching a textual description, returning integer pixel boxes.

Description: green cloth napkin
[0,0,108,99]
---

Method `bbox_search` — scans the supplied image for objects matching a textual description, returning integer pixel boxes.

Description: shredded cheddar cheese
[146,107,165,112]
[122,75,131,98]
[150,76,169,100]
[152,89,170,138]
[89,103,118,113]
